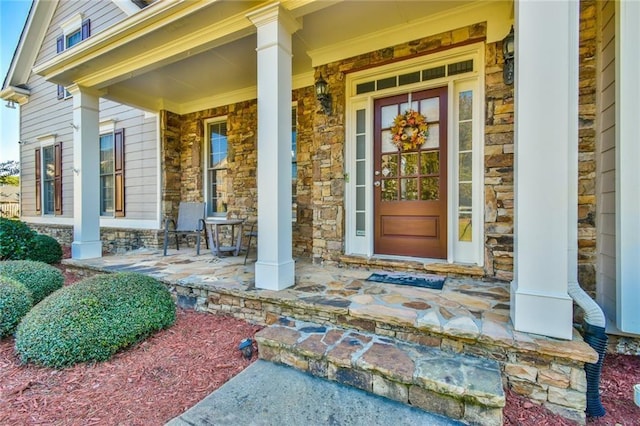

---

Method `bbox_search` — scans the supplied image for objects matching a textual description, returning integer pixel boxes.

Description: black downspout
[583,321,607,417]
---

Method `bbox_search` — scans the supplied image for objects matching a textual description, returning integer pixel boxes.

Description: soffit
[32,0,509,113]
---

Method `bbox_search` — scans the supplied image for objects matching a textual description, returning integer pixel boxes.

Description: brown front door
[374,87,448,258]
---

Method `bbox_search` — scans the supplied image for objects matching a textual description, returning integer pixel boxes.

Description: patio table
[205,218,244,257]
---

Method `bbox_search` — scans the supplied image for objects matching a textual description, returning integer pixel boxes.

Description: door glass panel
[459,91,472,120]
[421,123,439,149]
[458,90,473,242]
[355,108,367,237]
[381,105,398,128]
[356,109,366,133]
[399,101,419,113]
[356,135,366,158]
[381,179,397,201]
[420,152,439,174]
[420,97,439,120]
[459,152,472,181]
[400,178,418,200]
[420,177,439,200]
[356,212,365,236]
[459,182,472,208]
[381,154,398,177]
[356,161,366,185]
[356,186,365,210]
[459,214,472,242]
[381,130,397,153]
[400,153,418,176]
[459,122,472,151]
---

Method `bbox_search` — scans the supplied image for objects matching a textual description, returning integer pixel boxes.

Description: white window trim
[344,42,485,266]
[99,131,116,217]
[99,118,117,134]
[36,135,57,216]
[60,13,83,37]
[60,13,84,99]
[203,116,228,218]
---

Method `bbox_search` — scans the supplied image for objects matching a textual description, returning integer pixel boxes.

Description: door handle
[374,181,381,187]
[374,170,381,176]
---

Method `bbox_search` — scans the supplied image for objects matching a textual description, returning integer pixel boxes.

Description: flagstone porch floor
[63,248,598,422]
[63,248,597,366]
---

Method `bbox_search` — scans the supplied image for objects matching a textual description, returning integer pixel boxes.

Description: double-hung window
[56,16,90,99]
[100,134,115,215]
[98,128,125,217]
[35,138,62,215]
[207,121,228,217]
[42,146,56,214]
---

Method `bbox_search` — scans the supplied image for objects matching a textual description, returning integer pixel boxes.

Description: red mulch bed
[1,257,638,425]
[504,352,640,425]
[1,308,262,425]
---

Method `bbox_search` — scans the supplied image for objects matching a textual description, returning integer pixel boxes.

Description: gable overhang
[31,0,512,114]
[1,0,59,103]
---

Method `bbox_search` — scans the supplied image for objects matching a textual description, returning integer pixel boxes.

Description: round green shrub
[0,260,64,304]
[0,218,36,261]
[28,234,63,264]
[0,276,33,338]
[15,272,176,368]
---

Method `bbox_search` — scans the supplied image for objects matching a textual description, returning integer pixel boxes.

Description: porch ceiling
[35,0,481,114]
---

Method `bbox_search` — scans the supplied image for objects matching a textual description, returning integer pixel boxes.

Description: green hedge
[0,218,35,261]
[15,272,176,368]
[0,276,33,338]
[28,234,63,264]
[0,260,64,304]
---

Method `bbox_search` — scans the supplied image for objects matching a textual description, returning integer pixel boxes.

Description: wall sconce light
[502,25,515,85]
[315,74,332,115]
[5,100,16,109]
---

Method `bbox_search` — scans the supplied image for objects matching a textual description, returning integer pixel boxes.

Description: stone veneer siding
[28,223,162,254]
[157,3,598,286]
[577,0,597,296]
[162,91,315,258]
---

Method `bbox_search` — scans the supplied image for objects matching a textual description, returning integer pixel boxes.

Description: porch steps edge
[255,316,505,426]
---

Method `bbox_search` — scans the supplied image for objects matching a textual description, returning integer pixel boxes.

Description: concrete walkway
[166,360,463,426]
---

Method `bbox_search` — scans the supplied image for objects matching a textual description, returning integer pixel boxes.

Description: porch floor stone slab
[63,248,598,365]
[255,317,505,424]
[65,248,598,424]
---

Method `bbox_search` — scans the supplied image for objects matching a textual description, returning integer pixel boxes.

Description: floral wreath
[390,109,428,151]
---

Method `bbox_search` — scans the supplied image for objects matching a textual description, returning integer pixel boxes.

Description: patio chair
[243,221,257,265]
[163,202,208,256]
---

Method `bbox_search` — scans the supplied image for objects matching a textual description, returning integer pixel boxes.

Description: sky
[0,0,32,163]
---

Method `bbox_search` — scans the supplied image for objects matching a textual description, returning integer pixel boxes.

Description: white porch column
[616,0,640,334]
[68,84,102,259]
[510,0,579,340]
[248,4,300,290]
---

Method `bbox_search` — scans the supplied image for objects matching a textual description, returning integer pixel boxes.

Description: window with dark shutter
[35,148,41,213]
[114,128,125,217]
[54,142,62,215]
[81,19,91,40]
[56,36,64,99]
[57,19,90,100]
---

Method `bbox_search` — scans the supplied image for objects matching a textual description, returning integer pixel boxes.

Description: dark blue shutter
[56,35,64,99]
[81,19,91,40]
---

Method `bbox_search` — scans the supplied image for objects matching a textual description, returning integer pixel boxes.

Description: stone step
[255,317,506,426]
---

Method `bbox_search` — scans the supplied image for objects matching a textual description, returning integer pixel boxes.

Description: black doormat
[366,272,445,290]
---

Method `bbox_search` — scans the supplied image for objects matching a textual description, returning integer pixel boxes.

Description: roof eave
[2,0,59,91]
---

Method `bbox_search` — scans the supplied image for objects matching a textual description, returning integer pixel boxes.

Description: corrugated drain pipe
[567,281,607,417]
